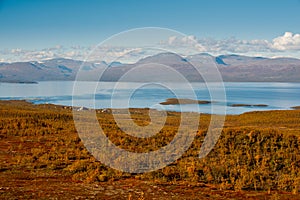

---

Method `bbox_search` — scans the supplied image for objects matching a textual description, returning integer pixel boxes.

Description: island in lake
[160,98,211,105]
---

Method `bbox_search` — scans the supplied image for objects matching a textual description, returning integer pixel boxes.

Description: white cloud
[198,37,272,53]
[11,48,23,53]
[161,35,206,52]
[1,32,300,63]
[272,32,300,50]
[163,32,300,56]
[161,35,273,55]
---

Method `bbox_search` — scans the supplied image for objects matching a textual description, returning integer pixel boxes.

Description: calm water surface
[0,81,299,114]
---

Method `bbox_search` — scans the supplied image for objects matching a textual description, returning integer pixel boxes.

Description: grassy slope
[0,100,300,199]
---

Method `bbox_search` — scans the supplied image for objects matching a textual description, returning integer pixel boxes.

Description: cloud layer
[165,32,300,54]
[1,32,300,63]
[272,32,300,50]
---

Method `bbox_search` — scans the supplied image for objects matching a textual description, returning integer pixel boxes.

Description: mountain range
[1,53,300,82]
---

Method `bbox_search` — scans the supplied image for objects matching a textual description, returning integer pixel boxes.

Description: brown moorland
[0,100,300,199]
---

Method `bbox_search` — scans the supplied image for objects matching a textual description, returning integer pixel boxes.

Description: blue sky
[1,0,300,61]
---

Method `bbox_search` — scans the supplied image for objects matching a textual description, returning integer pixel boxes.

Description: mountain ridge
[1,54,300,82]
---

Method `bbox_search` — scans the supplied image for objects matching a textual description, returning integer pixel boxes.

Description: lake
[0,81,299,115]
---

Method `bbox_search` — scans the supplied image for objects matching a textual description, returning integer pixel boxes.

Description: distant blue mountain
[1,54,300,82]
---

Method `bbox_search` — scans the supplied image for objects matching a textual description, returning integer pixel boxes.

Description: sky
[1,0,300,62]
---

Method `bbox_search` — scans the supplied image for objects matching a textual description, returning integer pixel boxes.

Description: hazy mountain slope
[0,54,300,82]
[0,58,106,82]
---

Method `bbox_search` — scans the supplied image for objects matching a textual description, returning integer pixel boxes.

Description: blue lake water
[0,81,299,115]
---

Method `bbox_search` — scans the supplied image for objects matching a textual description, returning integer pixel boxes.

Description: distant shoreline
[0,100,299,116]
[291,106,300,110]
[0,81,38,84]
[2,80,300,83]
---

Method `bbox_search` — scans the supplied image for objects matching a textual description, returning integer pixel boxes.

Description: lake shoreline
[0,99,298,116]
